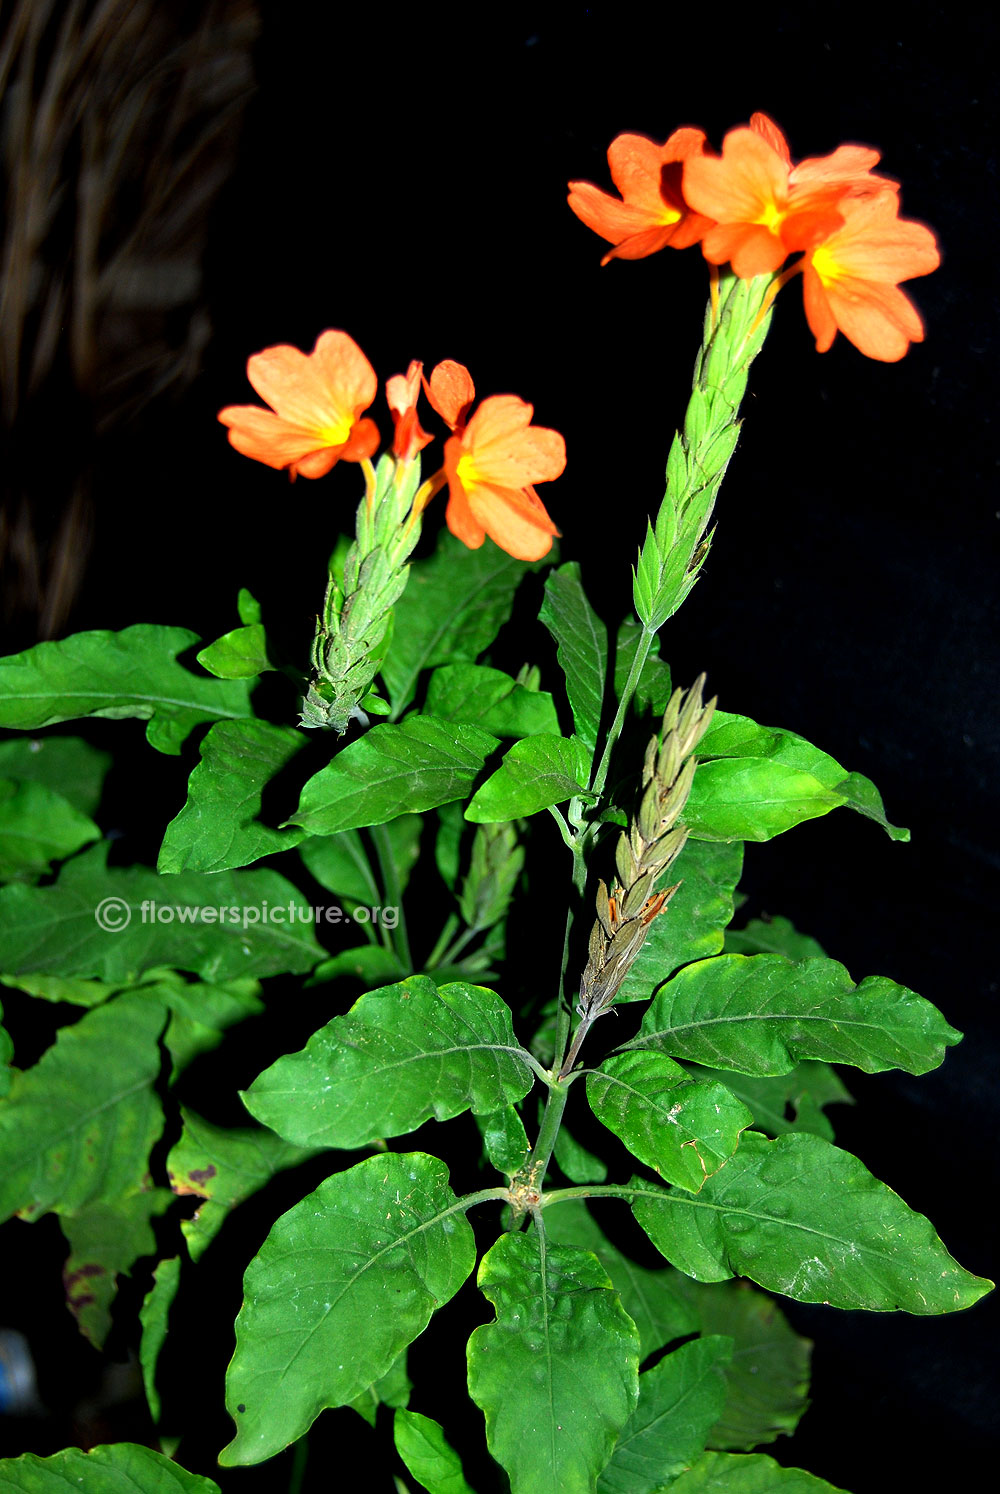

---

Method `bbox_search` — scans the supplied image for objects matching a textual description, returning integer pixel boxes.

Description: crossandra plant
[0,111,990,1493]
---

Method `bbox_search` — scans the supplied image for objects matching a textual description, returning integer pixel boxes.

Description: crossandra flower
[423,361,564,562]
[218,330,380,478]
[800,192,941,361]
[386,360,433,461]
[567,128,713,264]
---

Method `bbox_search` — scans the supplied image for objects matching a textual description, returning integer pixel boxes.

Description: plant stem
[524,1076,569,1194]
[424,912,460,969]
[589,622,656,803]
[288,1434,308,1494]
[552,834,588,1070]
[371,822,412,971]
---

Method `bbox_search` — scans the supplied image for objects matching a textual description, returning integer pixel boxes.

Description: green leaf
[394,1410,475,1494]
[629,953,961,1076]
[0,843,325,982]
[290,715,498,835]
[724,916,826,960]
[222,1152,476,1465]
[552,1116,608,1184]
[597,1336,733,1493]
[307,945,406,988]
[666,1450,850,1493]
[682,1061,852,1142]
[167,1107,321,1262]
[467,1232,640,1494]
[237,588,262,625]
[158,720,306,874]
[0,991,166,1224]
[426,663,560,738]
[465,733,591,822]
[678,1281,811,1451]
[243,977,535,1149]
[61,1188,172,1347]
[0,970,125,1007]
[475,1105,531,1177]
[0,778,100,882]
[614,619,673,719]
[631,1131,993,1312]
[158,973,264,1078]
[382,530,535,715]
[542,1200,698,1360]
[300,815,423,907]
[694,712,908,842]
[685,759,843,843]
[197,623,272,679]
[539,563,607,751]
[0,625,254,754]
[0,1000,12,1098]
[350,1351,412,1428]
[618,842,743,1003]
[0,735,111,815]
[140,1255,181,1422]
[0,1443,221,1491]
[588,1052,753,1192]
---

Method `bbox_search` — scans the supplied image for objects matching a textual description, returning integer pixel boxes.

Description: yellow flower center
[456,452,482,490]
[755,198,786,235]
[315,413,354,446]
[809,243,842,288]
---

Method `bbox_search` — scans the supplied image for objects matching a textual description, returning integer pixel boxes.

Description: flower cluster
[568,112,940,361]
[218,337,564,561]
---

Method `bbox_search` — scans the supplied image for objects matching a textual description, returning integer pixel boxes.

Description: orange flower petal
[217,406,334,470]
[700,222,790,278]
[467,480,559,561]
[461,395,566,487]
[821,277,925,361]
[386,361,433,460]
[684,127,790,230]
[749,112,792,164]
[426,360,476,431]
[566,181,658,244]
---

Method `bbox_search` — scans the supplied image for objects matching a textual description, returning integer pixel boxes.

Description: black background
[7,4,999,1490]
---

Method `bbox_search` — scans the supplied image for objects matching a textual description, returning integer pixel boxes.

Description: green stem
[288,1434,308,1494]
[540,1182,655,1207]
[371,822,412,971]
[589,623,656,802]
[424,911,460,969]
[433,923,481,968]
[552,835,588,1070]
[525,1077,570,1193]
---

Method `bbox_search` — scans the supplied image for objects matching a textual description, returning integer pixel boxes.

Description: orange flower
[683,115,841,277]
[800,193,940,361]
[422,361,564,561]
[567,128,713,265]
[386,360,433,461]
[218,330,379,478]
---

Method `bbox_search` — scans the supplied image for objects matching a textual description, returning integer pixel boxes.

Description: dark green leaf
[158,974,265,1078]
[539,563,607,751]
[307,945,406,987]
[666,1450,850,1493]
[0,625,254,754]
[588,1053,752,1192]
[300,815,422,906]
[542,1199,698,1360]
[552,1116,608,1184]
[0,843,325,982]
[597,1336,733,1492]
[158,721,305,874]
[221,1152,476,1465]
[465,733,591,822]
[677,1280,812,1451]
[382,531,534,714]
[394,1410,475,1494]
[724,916,826,960]
[682,1062,852,1142]
[290,715,498,835]
[0,991,166,1224]
[618,842,744,1003]
[0,735,111,816]
[140,1256,181,1422]
[629,953,960,1076]
[243,977,535,1148]
[167,1108,321,1261]
[475,1106,531,1177]
[631,1131,993,1312]
[467,1232,640,1494]
[61,1189,172,1348]
[350,1351,412,1428]
[0,779,100,882]
[426,663,560,737]
[0,1443,221,1491]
